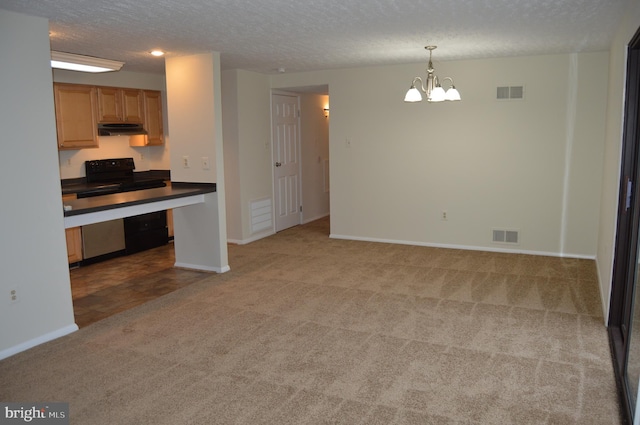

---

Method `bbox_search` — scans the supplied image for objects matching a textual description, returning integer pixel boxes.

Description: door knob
[275,162,282,167]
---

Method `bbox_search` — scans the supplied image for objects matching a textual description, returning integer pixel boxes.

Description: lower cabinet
[66,227,83,264]
[167,209,174,238]
[63,193,83,264]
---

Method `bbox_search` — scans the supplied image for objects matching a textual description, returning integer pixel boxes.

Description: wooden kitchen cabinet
[62,194,82,264]
[54,83,163,148]
[143,90,164,146]
[167,209,174,238]
[53,83,99,150]
[97,87,144,123]
[65,227,83,264]
[122,89,145,123]
[129,90,163,147]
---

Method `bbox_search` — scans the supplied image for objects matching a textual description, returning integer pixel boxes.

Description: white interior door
[272,94,301,232]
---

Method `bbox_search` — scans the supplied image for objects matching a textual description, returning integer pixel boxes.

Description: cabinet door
[65,227,83,263]
[62,194,82,263]
[54,84,98,150]
[122,89,144,123]
[97,87,122,123]
[166,209,174,238]
[143,90,164,145]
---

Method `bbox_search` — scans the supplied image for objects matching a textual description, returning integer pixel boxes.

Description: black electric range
[75,158,169,261]
[76,158,166,198]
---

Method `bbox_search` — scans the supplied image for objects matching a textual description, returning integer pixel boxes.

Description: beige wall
[271,52,608,258]
[222,73,331,242]
[165,52,228,272]
[221,70,242,241]
[222,69,272,243]
[597,2,640,321]
[300,93,330,223]
[0,10,77,358]
[165,54,218,183]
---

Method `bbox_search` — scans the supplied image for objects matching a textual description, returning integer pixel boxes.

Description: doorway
[271,92,302,232]
[270,87,330,233]
[609,25,640,424]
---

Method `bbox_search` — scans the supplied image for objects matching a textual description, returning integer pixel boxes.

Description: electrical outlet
[9,287,18,304]
[202,156,210,170]
[182,156,190,168]
[140,153,144,161]
[441,211,448,221]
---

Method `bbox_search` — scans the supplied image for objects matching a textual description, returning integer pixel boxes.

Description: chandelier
[404,46,461,103]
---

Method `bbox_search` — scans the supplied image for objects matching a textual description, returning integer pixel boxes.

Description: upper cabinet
[53,83,164,150]
[143,90,163,146]
[53,83,99,150]
[122,89,145,123]
[97,87,144,123]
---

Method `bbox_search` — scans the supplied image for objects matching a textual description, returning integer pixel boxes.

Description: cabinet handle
[275,162,282,167]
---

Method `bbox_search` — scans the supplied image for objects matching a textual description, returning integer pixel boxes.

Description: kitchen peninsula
[63,181,227,274]
[63,182,216,228]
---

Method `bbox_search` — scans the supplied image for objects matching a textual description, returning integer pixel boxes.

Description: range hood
[98,123,147,136]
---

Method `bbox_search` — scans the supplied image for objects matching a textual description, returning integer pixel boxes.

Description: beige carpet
[0,217,622,424]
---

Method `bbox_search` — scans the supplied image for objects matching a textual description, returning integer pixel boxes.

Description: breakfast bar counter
[63,182,216,228]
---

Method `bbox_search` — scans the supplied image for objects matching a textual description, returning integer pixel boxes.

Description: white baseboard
[328,233,596,260]
[228,230,275,245]
[174,262,231,273]
[595,258,610,326]
[0,323,79,360]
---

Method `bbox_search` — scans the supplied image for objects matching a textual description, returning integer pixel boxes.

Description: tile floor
[70,242,209,327]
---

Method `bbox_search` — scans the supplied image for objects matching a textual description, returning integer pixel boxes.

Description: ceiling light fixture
[404,46,460,103]
[150,50,165,57]
[51,51,124,73]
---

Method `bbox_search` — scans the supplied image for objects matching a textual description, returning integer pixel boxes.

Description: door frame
[609,25,640,424]
[270,90,303,232]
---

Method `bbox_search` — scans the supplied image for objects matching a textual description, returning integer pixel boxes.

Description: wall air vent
[250,198,272,234]
[492,229,519,244]
[496,85,524,100]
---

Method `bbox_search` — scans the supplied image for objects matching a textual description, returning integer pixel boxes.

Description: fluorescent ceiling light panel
[51,51,124,73]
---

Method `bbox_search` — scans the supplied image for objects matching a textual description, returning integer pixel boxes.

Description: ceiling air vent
[492,229,519,244]
[496,85,524,100]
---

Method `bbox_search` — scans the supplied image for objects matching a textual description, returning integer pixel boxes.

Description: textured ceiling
[0,0,631,75]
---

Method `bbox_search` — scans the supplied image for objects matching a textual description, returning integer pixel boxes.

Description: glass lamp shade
[445,87,461,101]
[404,87,423,102]
[429,86,446,102]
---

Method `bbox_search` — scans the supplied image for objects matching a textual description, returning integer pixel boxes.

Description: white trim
[0,324,79,360]
[174,262,230,273]
[228,230,276,245]
[595,258,609,326]
[329,234,596,260]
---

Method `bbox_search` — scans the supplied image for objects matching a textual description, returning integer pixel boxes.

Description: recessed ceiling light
[150,50,165,57]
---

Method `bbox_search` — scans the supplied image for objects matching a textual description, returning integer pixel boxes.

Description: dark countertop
[62,182,216,217]
[61,170,171,195]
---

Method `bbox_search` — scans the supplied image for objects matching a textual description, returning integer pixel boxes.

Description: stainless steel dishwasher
[82,219,125,260]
